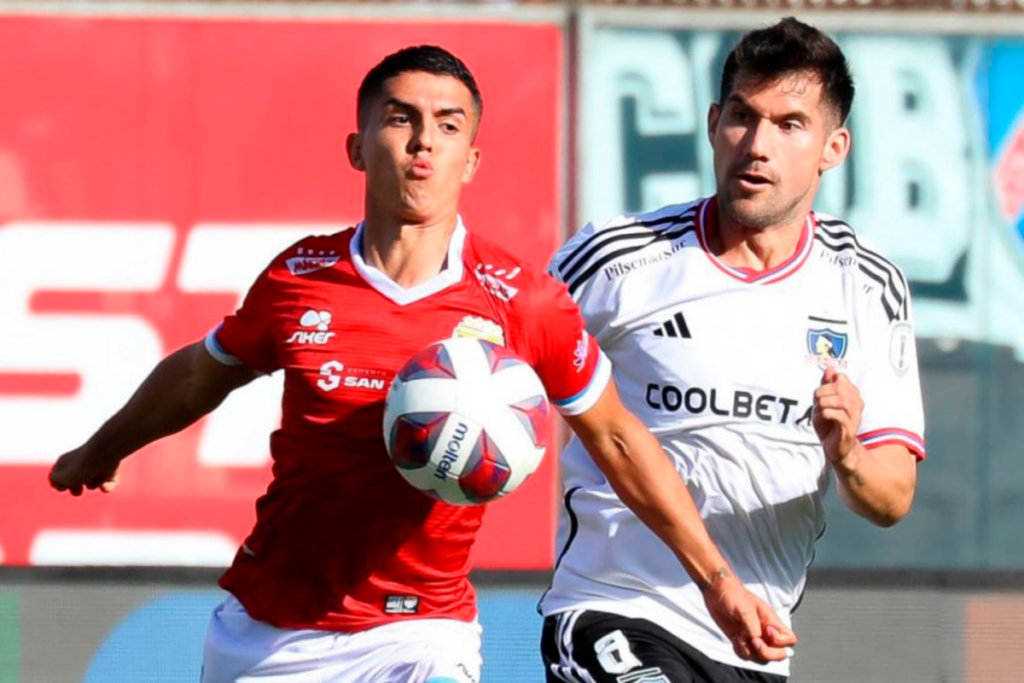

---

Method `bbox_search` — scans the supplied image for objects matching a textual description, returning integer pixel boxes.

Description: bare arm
[563,380,797,663]
[813,367,917,527]
[49,340,259,496]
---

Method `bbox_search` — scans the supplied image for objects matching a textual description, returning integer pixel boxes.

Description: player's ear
[346,132,366,172]
[707,104,722,145]
[820,125,850,173]
[462,147,481,185]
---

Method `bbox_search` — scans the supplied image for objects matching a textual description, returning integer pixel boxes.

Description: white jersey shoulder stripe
[814,218,910,322]
[554,202,698,277]
[557,205,700,297]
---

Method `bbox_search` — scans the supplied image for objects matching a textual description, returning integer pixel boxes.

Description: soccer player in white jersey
[542,18,924,683]
[48,46,794,682]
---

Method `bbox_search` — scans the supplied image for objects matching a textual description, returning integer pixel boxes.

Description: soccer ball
[383,338,550,506]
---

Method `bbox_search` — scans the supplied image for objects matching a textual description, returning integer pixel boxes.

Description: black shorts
[540,610,787,683]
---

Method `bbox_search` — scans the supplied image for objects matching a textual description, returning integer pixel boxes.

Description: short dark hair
[719,17,854,125]
[357,45,483,131]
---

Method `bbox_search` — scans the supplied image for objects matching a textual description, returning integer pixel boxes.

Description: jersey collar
[696,196,816,285]
[350,217,467,306]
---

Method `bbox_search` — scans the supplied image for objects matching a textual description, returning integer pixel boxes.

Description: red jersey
[207,220,609,632]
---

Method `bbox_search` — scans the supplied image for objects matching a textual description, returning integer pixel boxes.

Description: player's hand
[49,445,122,496]
[813,367,864,469]
[702,574,797,664]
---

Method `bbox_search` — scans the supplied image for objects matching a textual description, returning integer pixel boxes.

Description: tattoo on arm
[697,567,732,592]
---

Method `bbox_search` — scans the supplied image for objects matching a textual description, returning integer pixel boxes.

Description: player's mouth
[733,171,774,191]
[409,159,434,179]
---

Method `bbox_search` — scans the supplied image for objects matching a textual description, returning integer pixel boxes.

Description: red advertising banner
[0,17,563,569]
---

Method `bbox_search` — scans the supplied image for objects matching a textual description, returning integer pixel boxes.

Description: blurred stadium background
[1,1,1023,681]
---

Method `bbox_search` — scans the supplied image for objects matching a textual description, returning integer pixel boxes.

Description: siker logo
[287,310,335,345]
[285,247,340,276]
[434,421,469,480]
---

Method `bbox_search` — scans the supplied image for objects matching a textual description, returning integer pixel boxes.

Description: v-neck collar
[696,196,815,285]
[350,218,467,306]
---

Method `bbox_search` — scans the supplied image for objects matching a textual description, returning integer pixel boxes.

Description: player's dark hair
[357,45,483,131]
[719,17,855,125]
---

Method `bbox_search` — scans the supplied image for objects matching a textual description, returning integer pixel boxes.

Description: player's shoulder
[813,213,911,323]
[267,228,356,278]
[550,199,703,298]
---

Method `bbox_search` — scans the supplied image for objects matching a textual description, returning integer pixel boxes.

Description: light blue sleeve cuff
[553,349,612,417]
[203,326,242,367]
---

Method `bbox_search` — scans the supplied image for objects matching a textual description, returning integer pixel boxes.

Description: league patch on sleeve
[889,322,914,376]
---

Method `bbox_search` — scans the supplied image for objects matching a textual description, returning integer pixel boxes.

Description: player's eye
[440,122,460,134]
[387,113,411,125]
[729,108,750,124]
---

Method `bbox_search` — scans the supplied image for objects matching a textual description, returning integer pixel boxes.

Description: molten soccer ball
[383,338,550,506]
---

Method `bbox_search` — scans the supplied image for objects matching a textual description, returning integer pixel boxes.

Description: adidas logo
[652,311,691,339]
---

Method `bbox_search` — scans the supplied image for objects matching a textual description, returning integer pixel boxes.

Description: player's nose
[743,118,772,161]
[409,121,434,153]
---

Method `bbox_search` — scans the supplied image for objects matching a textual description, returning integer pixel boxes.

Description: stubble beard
[718,185,808,235]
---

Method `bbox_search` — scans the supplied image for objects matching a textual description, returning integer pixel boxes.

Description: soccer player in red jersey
[49,46,795,683]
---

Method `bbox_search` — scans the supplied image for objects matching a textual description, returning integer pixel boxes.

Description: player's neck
[711,205,809,273]
[361,213,459,289]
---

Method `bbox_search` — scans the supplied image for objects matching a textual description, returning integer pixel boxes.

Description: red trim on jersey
[859,427,926,462]
[858,427,925,443]
[862,439,927,462]
[696,196,815,285]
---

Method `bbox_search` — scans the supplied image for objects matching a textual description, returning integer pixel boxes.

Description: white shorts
[200,595,482,683]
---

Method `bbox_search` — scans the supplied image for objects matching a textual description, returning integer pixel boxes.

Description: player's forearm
[587,417,733,587]
[84,343,245,464]
[833,443,916,527]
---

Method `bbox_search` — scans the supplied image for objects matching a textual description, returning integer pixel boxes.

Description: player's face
[708,71,849,231]
[347,71,481,224]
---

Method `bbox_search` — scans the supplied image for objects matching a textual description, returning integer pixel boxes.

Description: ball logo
[287,309,335,345]
[434,421,469,480]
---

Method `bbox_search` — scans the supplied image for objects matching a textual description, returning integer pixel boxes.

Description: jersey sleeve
[854,269,926,461]
[205,263,281,375]
[519,275,611,416]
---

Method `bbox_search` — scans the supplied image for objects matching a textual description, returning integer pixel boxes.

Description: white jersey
[540,197,926,677]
